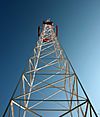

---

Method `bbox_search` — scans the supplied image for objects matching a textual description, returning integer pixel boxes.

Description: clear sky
[0,0,100,116]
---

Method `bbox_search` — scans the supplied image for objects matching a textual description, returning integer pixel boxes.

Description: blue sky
[0,0,100,115]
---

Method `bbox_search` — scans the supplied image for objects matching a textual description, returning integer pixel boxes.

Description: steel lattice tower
[3,19,98,117]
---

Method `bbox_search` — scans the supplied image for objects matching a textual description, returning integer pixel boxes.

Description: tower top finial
[45,18,51,22]
[43,18,53,25]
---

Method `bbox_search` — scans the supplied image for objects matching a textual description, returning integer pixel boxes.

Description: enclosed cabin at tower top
[38,19,58,42]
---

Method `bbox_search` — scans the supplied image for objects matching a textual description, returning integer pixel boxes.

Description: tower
[3,19,98,117]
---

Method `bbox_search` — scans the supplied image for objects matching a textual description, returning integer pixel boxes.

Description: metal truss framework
[3,19,98,117]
